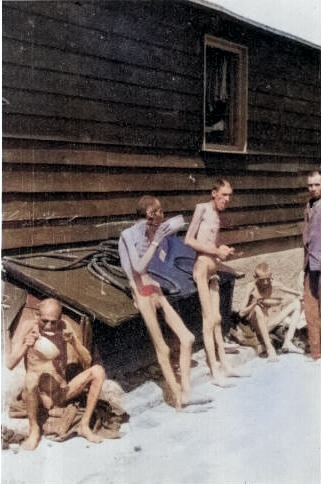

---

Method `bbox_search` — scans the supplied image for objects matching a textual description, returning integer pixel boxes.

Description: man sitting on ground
[6,298,106,450]
[239,262,304,361]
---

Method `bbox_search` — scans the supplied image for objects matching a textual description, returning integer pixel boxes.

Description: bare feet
[282,342,304,354]
[22,428,41,450]
[223,366,251,378]
[183,397,213,406]
[78,423,104,444]
[267,348,279,362]
[48,407,65,417]
[211,372,233,387]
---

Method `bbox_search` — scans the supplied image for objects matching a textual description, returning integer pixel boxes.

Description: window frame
[203,35,248,153]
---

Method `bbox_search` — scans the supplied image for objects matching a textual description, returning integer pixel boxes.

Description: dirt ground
[2,350,320,484]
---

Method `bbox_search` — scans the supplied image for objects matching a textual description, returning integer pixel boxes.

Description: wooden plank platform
[2,255,139,327]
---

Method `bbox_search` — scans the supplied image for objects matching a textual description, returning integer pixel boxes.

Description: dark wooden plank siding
[2,149,308,252]
[2,1,202,149]
[2,0,320,254]
[3,1,320,154]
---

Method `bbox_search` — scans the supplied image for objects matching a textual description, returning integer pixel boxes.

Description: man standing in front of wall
[185,179,249,385]
[303,170,321,361]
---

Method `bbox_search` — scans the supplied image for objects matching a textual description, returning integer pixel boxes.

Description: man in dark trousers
[303,170,321,360]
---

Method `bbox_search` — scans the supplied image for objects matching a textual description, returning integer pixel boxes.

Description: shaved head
[38,298,62,320]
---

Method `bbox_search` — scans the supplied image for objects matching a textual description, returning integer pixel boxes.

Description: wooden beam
[2,168,308,194]
[2,194,306,223]
[3,149,204,169]
[2,221,303,251]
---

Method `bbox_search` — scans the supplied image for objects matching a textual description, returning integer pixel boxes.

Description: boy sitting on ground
[238,262,304,361]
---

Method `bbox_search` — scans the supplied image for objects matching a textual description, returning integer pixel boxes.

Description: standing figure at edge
[303,170,321,360]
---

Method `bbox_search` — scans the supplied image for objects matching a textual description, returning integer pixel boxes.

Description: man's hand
[62,328,75,345]
[23,328,39,347]
[256,298,265,309]
[153,223,172,245]
[217,245,235,260]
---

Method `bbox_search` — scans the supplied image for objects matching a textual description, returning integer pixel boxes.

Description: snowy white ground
[2,350,320,484]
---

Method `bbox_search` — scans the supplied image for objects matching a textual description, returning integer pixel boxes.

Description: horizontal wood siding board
[248,90,319,116]
[248,80,321,109]
[3,114,200,150]
[4,208,302,231]
[2,192,308,223]
[3,40,200,97]
[248,58,320,95]
[2,87,201,131]
[247,138,320,157]
[3,148,318,170]
[2,221,303,251]
[248,105,319,131]
[219,223,303,245]
[248,120,319,144]
[3,6,201,79]
[220,206,303,228]
[2,167,308,193]
[2,149,204,169]
[2,214,304,241]
[3,66,200,117]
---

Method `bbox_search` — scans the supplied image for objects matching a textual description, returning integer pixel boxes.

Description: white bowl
[34,336,60,360]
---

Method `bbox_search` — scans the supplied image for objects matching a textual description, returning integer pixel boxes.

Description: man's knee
[181,331,195,349]
[90,364,106,383]
[213,315,222,334]
[193,265,208,286]
[203,314,221,335]
[203,313,218,329]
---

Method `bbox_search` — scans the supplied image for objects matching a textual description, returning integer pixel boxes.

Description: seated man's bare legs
[160,296,195,405]
[267,300,304,354]
[136,294,182,409]
[281,300,304,353]
[253,307,278,361]
[66,364,105,443]
[22,371,42,450]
